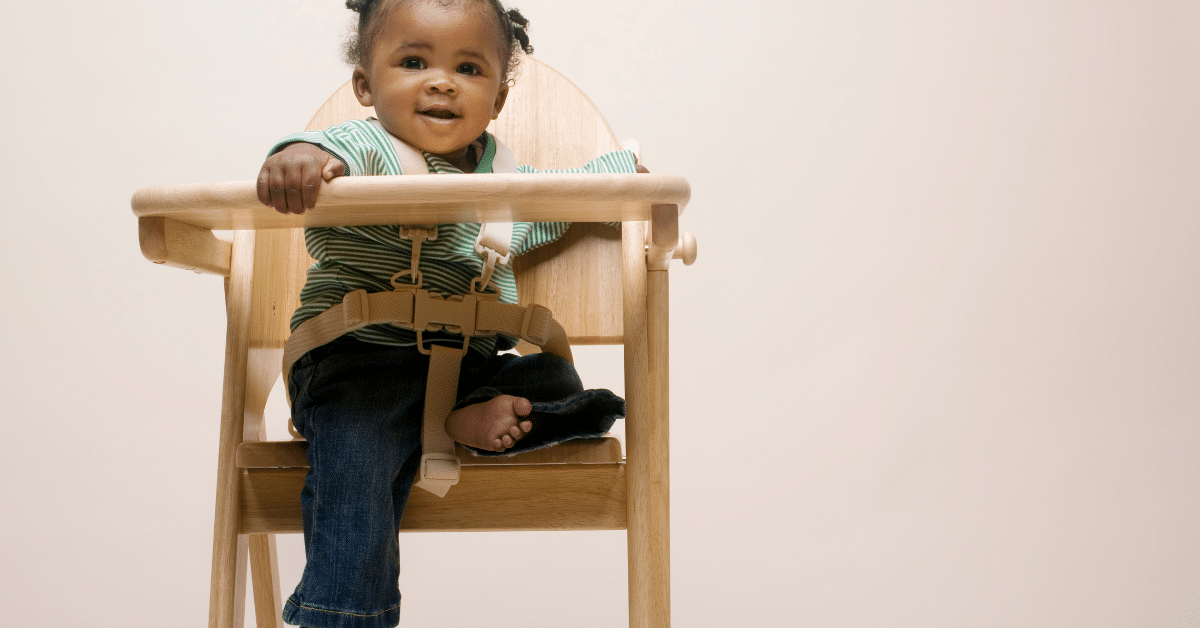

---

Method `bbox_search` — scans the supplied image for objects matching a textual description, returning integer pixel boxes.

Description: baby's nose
[426,72,457,93]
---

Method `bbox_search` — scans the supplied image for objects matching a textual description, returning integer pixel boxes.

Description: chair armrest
[139,216,233,276]
[131,173,690,231]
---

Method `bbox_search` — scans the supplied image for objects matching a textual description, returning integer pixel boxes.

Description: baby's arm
[257,143,347,214]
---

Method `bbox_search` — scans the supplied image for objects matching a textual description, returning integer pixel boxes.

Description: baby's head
[345,0,534,168]
[346,0,532,84]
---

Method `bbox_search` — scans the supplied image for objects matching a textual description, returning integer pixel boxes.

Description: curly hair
[344,0,533,82]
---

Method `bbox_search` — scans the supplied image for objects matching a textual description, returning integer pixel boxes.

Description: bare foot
[444,395,533,452]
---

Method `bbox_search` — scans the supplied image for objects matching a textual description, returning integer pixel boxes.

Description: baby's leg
[444,394,533,452]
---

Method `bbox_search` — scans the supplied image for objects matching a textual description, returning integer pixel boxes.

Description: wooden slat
[130,172,689,231]
[236,437,623,469]
[236,441,310,469]
[240,464,627,533]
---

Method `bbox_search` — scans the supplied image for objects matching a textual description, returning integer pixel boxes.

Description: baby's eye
[457,63,481,76]
[400,57,426,70]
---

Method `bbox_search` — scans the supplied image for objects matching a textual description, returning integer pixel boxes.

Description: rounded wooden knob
[675,232,697,265]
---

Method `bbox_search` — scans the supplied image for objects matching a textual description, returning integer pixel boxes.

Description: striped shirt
[270,118,638,355]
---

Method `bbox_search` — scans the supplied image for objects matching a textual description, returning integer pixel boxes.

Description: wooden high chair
[132,57,693,628]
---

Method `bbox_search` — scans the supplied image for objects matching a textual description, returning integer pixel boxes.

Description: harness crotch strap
[282,129,566,497]
[282,289,571,496]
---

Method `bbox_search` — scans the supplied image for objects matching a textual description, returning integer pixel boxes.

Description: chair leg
[210,532,248,628]
[633,269,671,628]
[624,223,671,628]
[250,533,284,628]
[211,233,256,628]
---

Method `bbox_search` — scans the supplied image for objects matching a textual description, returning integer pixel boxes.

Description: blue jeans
[282,336,623,628]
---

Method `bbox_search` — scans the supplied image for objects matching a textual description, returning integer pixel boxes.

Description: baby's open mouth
[421,109,458,119]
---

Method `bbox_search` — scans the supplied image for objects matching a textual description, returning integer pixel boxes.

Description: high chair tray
[131,172,690,230]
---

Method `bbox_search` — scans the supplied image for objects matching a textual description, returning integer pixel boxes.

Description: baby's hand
[257,143,346,214]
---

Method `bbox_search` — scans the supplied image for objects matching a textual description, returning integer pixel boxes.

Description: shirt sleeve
[509,149,640,255]
[267,120,399,176]
[514,148,640,175]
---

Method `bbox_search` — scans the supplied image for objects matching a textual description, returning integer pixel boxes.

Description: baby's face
[353,0,509,166]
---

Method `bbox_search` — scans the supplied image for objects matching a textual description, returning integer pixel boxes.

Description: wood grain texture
[209,233,256,628]
[241,465,627,533]
[490,55,621,169]
[236,437,624,469]
[634,270,671,628]
[130,172,689,230]
[211,230,303,628]
[647,204,680,271]
[497,57,631,344]
[138,216,232,276]
[620,221,670,628]
[248,534,283,628]
[513,222,624,342]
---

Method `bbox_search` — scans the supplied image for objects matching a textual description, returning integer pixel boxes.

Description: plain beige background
[3,0,1200,626]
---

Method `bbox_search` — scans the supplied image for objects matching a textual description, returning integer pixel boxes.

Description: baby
[256,1,636,626]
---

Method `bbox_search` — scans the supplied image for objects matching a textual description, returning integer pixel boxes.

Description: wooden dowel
[131,173,690,231]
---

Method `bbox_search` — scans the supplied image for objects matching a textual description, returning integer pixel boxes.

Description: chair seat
[236,436,624,468]
[237,437,628,533]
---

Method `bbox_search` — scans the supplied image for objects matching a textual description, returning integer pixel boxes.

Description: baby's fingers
[260,167,289,214]
[279,161,313,214]
[299,160,325,211]
[322,158,345,182]
[257,167,275,207]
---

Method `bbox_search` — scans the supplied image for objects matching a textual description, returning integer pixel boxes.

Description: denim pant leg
[456,351,626,456]
[283,339,428,628]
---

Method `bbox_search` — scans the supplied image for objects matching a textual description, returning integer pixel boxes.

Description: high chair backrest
[295,55,626,344]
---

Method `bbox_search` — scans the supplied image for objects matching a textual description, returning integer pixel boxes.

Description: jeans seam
[285,597,400,619]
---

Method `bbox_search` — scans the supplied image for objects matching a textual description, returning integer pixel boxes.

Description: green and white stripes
[271,119,637,354]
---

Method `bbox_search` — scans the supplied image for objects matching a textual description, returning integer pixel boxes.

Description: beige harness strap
[417,344,466,496]
[369,119,431,175]
[283,128,550,497]
[283,290,566,377]
[283,289,568,496]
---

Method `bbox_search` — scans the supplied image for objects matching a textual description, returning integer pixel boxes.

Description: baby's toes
[517,418,533,434]
[512,397,532,417]
[499,433,515,449]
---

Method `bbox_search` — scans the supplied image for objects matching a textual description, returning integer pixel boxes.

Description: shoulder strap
[367,119,430,175]
[490,136,518,174]
[473,136,517,289]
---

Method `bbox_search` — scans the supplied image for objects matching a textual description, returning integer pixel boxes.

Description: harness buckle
[390,269,423,291]
[393,226,438,291]
[418,453,461,486]
[473,225,511,265]
[469,276,501,297]
[412,289,477,355]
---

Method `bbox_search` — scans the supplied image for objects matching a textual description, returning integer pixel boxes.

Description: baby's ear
[352,66,374,107]
[491,83,509,119]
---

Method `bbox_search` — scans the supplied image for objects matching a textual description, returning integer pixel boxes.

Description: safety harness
[282,124,572,497]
